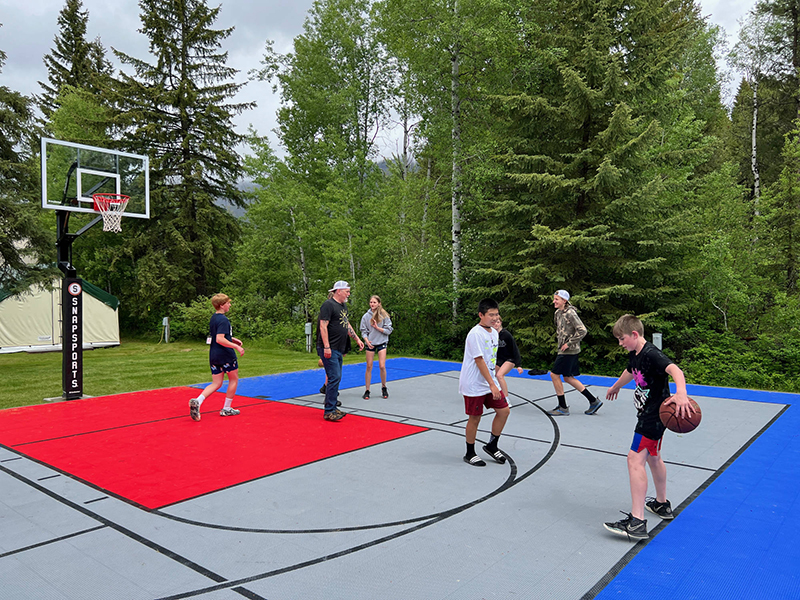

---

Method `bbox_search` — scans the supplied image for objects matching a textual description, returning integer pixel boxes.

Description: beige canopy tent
[0,279,120,354]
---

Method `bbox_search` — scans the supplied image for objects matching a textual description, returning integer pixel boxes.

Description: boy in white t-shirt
[458,298,511,466]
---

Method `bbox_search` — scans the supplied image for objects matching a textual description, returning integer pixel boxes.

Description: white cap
[555,289,570,302]
[329,280,350,292]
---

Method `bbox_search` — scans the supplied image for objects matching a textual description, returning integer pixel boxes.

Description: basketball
[660,397,702,433]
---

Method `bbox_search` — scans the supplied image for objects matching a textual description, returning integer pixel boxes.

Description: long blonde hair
[370,295,389,323]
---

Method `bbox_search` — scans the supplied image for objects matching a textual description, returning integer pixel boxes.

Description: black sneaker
[381,386,389,399]
[603,512,648,541]
[362,390,371,400]
[320,384,327,394]
[645,498,674,520]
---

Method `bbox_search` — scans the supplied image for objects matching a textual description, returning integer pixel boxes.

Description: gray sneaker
[585,400,603,415]
[220,407,240,417]
[645,498,674,520]
[189,398,201,422]
[547,406,570,416]
[603,512,648,541]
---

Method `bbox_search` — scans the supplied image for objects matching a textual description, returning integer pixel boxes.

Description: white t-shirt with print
[458,324,499,396]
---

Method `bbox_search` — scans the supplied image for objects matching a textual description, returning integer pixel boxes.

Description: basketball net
[92,193,130,233]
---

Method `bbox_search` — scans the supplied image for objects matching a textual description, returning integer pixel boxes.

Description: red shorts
[631,432,663,457]
[463,392,508,416]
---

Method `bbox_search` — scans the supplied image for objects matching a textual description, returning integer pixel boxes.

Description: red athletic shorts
[463,392,508,416]
[631,432,663,457]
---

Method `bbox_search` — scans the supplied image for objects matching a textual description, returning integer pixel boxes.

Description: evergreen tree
[39,0,112,119]
[0,39,56,293]
[109,0,253,325]
[484,0,719,364]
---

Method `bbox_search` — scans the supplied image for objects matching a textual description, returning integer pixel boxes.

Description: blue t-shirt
[209,313,236,365]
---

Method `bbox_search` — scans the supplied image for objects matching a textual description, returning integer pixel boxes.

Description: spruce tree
[0,41,55,293]
[39,0,112,119]
[484,0,717,364]
[110,0,253,323]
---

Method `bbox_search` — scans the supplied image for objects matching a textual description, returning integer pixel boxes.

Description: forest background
[3,0,800,393]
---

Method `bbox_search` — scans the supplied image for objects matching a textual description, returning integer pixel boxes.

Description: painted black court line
[37,474,61,481]
[153,416,561,600]
[1,456,22,462]
[0,463,228,584]
[84,496,108,504]
[0,525,106,559]
[578,403,791,600]
[231,587,269,600]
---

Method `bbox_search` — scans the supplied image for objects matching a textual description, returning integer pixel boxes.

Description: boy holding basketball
[603,315,693,540]
[458,298,510,466]
[189,293,245,421]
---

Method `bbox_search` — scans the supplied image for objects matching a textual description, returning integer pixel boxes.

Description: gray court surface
[0,369,783,600]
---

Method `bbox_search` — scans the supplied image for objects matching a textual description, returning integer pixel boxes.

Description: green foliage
[38,0,113,119]
[0,45,57,293]
[107,0,253,327]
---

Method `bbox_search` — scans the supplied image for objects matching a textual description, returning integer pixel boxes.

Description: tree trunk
[289,206,310,322]
[451,26,462,320]
[752,79,761,213]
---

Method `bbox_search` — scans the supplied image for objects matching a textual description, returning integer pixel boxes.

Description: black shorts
[366,342,387,353]
[551,354,580,377]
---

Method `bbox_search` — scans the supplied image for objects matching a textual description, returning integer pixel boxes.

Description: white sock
[224,397,233,409]
[196,394,206,406]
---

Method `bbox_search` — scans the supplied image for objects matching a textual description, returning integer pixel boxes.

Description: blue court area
[1,357,797,599]
[193,356,458,399]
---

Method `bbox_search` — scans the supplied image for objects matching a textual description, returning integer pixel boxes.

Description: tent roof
[0,279,119,310]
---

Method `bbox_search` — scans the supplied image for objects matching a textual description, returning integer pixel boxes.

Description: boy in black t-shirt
[189,293,245,421]
[603,315,694,541]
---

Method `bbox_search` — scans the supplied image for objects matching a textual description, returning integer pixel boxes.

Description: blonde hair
[370,295,390,322]
[211,293,230,309]
[612,314,644,338]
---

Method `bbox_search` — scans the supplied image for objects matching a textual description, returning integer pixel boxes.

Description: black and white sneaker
[382,386,389,398]
[483,445,506,464]
[645,497,674,520]
[362,390,370,400]
[220,407,240,417]
[603,512,648,541]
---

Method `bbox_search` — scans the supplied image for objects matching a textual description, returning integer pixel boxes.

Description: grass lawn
[2,337,369,411]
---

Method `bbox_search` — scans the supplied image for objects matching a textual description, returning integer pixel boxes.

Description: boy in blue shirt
[189,293,245,421]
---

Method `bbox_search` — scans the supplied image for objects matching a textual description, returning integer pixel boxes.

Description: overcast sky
[1,0,755,159]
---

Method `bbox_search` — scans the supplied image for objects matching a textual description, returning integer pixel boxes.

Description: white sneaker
[220,407,240,417]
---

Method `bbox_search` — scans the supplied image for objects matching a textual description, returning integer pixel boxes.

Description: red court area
[0,388,428,509]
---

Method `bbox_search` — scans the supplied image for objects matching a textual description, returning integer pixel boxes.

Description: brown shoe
[324,409,346,421]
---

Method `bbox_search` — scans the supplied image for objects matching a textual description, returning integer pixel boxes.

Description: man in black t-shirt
[318,280,364,421]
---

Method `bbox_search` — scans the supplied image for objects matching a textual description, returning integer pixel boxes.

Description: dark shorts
[631,432,663,457]
[551,354,580,377]
[365,343,387,353]
[463,392,509,416]
[210,360,238,375]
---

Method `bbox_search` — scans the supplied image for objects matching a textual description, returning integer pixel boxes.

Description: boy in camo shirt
[547,290,603,416]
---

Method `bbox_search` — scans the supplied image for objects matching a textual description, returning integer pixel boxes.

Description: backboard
[41,138,150,219]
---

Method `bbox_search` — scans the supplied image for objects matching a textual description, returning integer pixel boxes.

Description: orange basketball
[659,397,701,433]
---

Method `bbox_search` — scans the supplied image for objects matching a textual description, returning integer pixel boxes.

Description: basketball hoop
[92,193,130,233]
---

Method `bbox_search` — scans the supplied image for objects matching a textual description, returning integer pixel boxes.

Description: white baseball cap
[555,289,570,302]
[329,280,351,292]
